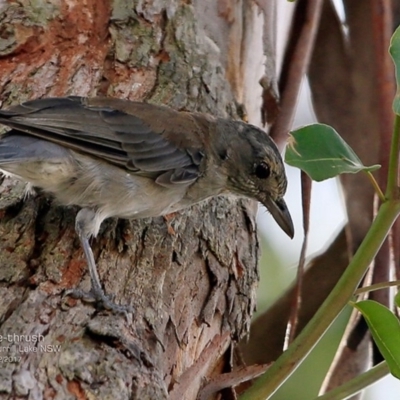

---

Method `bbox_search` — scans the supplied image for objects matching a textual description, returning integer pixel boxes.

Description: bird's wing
[0,97,204,187]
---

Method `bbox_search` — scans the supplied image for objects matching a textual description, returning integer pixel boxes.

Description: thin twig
[268,0,324,149]
[315,361,389,400]
[355,279,400,295]
[284,172,312,348]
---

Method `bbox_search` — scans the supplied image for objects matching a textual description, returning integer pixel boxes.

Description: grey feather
[0,97,202,183]
[0,134,70,163]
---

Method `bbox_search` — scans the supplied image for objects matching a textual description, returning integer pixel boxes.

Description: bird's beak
[262,197,294,238]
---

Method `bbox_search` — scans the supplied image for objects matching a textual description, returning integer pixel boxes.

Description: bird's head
[214,119,294,238]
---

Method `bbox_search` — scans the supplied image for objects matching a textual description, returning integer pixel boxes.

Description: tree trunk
[0,1,276,398]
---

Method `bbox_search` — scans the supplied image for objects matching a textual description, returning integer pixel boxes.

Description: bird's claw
[64,287,135,318]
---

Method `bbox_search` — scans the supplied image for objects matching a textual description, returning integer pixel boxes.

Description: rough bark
[0,0,275,399]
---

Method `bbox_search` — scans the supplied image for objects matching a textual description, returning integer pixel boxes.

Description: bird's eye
[219,150,228,160]
[255,162,271,179]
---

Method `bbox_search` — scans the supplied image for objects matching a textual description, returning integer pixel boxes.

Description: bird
[0,96,294,313]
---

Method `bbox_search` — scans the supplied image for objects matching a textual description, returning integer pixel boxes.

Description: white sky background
[256,1,400,398]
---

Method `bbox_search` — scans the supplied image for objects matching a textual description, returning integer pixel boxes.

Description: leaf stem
[313,362,389,400]
[355,280,400,295]
[365,171,386,202]
[239,201,400,400]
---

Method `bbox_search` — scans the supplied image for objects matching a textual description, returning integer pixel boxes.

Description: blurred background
[254,1,400,398]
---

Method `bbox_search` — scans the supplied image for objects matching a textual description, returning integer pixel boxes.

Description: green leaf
[354,300,400,379]
[390,25,400,115]
[285,124,380,181]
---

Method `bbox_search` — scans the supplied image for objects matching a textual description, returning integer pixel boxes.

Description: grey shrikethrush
[0,96,294,313]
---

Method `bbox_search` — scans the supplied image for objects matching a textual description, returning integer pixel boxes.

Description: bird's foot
[65,286,134,318]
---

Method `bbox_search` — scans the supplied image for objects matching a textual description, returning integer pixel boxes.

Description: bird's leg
[66,208,134,315]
